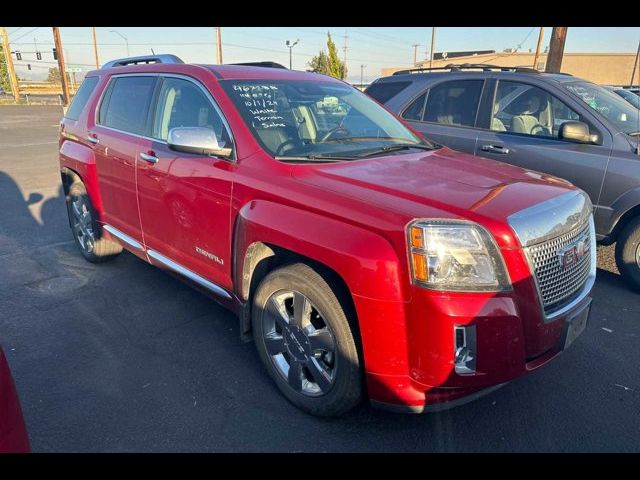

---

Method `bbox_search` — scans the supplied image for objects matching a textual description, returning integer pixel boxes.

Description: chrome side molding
[147,249,232,299]
[103,224,144,251]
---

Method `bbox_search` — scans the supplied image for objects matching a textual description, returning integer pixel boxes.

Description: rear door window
[365,81,411,103]
[423,80,484,127]
[99,76,157,135]
[64,76,99,121]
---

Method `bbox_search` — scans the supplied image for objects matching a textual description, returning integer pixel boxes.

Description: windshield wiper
[356,143,434,158]
[275,154,357,163]
[627,131,640,137]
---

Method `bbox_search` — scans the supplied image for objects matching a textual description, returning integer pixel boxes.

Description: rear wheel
[66,181,122,263]
[615,217,640,292]
[252,263,362,417]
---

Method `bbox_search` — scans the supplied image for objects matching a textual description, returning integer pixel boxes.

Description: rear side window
[402,92,427,120]
[423,80,484,127]
[99,76,157,135]
[365,81,411,104]
[64,76,99,121]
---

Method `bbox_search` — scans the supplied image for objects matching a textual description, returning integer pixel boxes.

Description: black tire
[615,217,640,292]
[66,181,122,263]
[252,262,362,417]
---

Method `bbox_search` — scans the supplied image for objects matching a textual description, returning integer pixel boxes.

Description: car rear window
[64,76,99,121]
[98,76,157,135]
[365,81,411,104]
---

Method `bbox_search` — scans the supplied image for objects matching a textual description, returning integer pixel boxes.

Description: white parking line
[4,141,58,148]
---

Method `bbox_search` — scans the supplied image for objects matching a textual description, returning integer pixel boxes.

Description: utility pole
[1,27,20,102]
[545,27,568,73]
[532,27,545,70]
[343,30,348,78]
[412,44,420,66]
[52,27,70,106]
[360,64,365,88]
[429,27,436,69]
[92,27,100,68]
[630,39,640,87]
[215,27,223,64]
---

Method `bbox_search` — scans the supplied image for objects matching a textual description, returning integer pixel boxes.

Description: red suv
[58,55,596,416]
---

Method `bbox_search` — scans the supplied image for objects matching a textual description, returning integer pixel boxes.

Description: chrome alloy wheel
[261,290,337,397]
[70,195,96,254]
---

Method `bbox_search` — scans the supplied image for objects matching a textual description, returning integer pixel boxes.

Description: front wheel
[615,217,640,292]
[252,263,362,417]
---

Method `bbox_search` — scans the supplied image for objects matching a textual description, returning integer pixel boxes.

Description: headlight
[407,219,511,292]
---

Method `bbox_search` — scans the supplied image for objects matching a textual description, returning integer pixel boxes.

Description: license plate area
[562,299,591,350]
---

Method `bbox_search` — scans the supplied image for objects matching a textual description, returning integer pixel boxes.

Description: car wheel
[252,262,362,417]
[66,181,122,263]
[615,217,640,292]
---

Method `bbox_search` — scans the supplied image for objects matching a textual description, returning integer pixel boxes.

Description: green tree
[308,33,347,80]
[0,45,11,92]
[46,67,71,84]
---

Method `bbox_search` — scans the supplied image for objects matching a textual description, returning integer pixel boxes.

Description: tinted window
[492,81,586,138]
[423,80,483,127]
[402,92,427,121]
[152,77,230,146]
[365,81,411,103]
[100,76,156,135]
[65,76,99,121]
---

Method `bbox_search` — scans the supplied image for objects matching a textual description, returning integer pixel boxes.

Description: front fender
[59,140,104,221]
[233,200,411,378]
[606,186,640,238]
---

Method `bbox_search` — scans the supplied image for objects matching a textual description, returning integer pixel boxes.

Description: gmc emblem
[559,236,589,270]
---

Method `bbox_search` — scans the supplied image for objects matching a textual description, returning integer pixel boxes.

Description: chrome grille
[526,220,592,314]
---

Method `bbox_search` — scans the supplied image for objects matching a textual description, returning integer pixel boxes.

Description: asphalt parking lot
[1,105,638,452]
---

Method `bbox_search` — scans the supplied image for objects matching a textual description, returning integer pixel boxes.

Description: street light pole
[109,30,129,56]
[360,64,365,88]
[286,39,299,70]
[429,27,436,69]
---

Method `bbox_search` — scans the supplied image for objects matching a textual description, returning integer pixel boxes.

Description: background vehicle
[58,55,595,416]
[368,65,640,290]
[604,86,640,109]
[0,346,30,453]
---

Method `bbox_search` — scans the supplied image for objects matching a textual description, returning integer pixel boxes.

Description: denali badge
[559,236,589,270]
[195,246,224,265]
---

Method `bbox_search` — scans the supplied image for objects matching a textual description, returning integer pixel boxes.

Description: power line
[11,27,41,42]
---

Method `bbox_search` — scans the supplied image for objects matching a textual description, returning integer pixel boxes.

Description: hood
[292,147,575,243]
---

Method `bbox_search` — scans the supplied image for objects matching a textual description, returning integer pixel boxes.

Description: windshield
[564,81,640,135]
[221,79,433,161]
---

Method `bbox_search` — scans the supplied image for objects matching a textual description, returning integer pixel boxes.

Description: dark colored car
[605,86,640,109]
[58,55,595,416]
[0,346,30,452]
[368,65,640,290]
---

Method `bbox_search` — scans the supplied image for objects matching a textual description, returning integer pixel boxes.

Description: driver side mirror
[559,121,600,145]
[167,127,233,159]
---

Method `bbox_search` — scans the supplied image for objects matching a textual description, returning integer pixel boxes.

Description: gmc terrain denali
[58,55,596,416]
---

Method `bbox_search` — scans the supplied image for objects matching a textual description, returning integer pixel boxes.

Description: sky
[5,26,640,83]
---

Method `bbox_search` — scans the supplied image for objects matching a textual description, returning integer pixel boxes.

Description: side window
[152,77,230,146]
[423,80,483,127]
[402,92,427,121]
[65,76,99,121]
[364,81,411,104]
[491,81,585,138]
[99,76,157,135]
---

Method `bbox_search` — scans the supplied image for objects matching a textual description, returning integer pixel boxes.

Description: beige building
[381,52,640,86]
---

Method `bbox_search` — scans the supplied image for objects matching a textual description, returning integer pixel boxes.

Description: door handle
[87,135,99,144]
[481,144,509,154]
[139,152,159,164]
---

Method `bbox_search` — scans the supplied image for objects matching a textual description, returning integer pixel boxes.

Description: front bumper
[361,288,593,413]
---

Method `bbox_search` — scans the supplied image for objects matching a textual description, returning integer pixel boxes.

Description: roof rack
[101,54,184,69]
[392,63,542,75]
[228,61,287,69]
